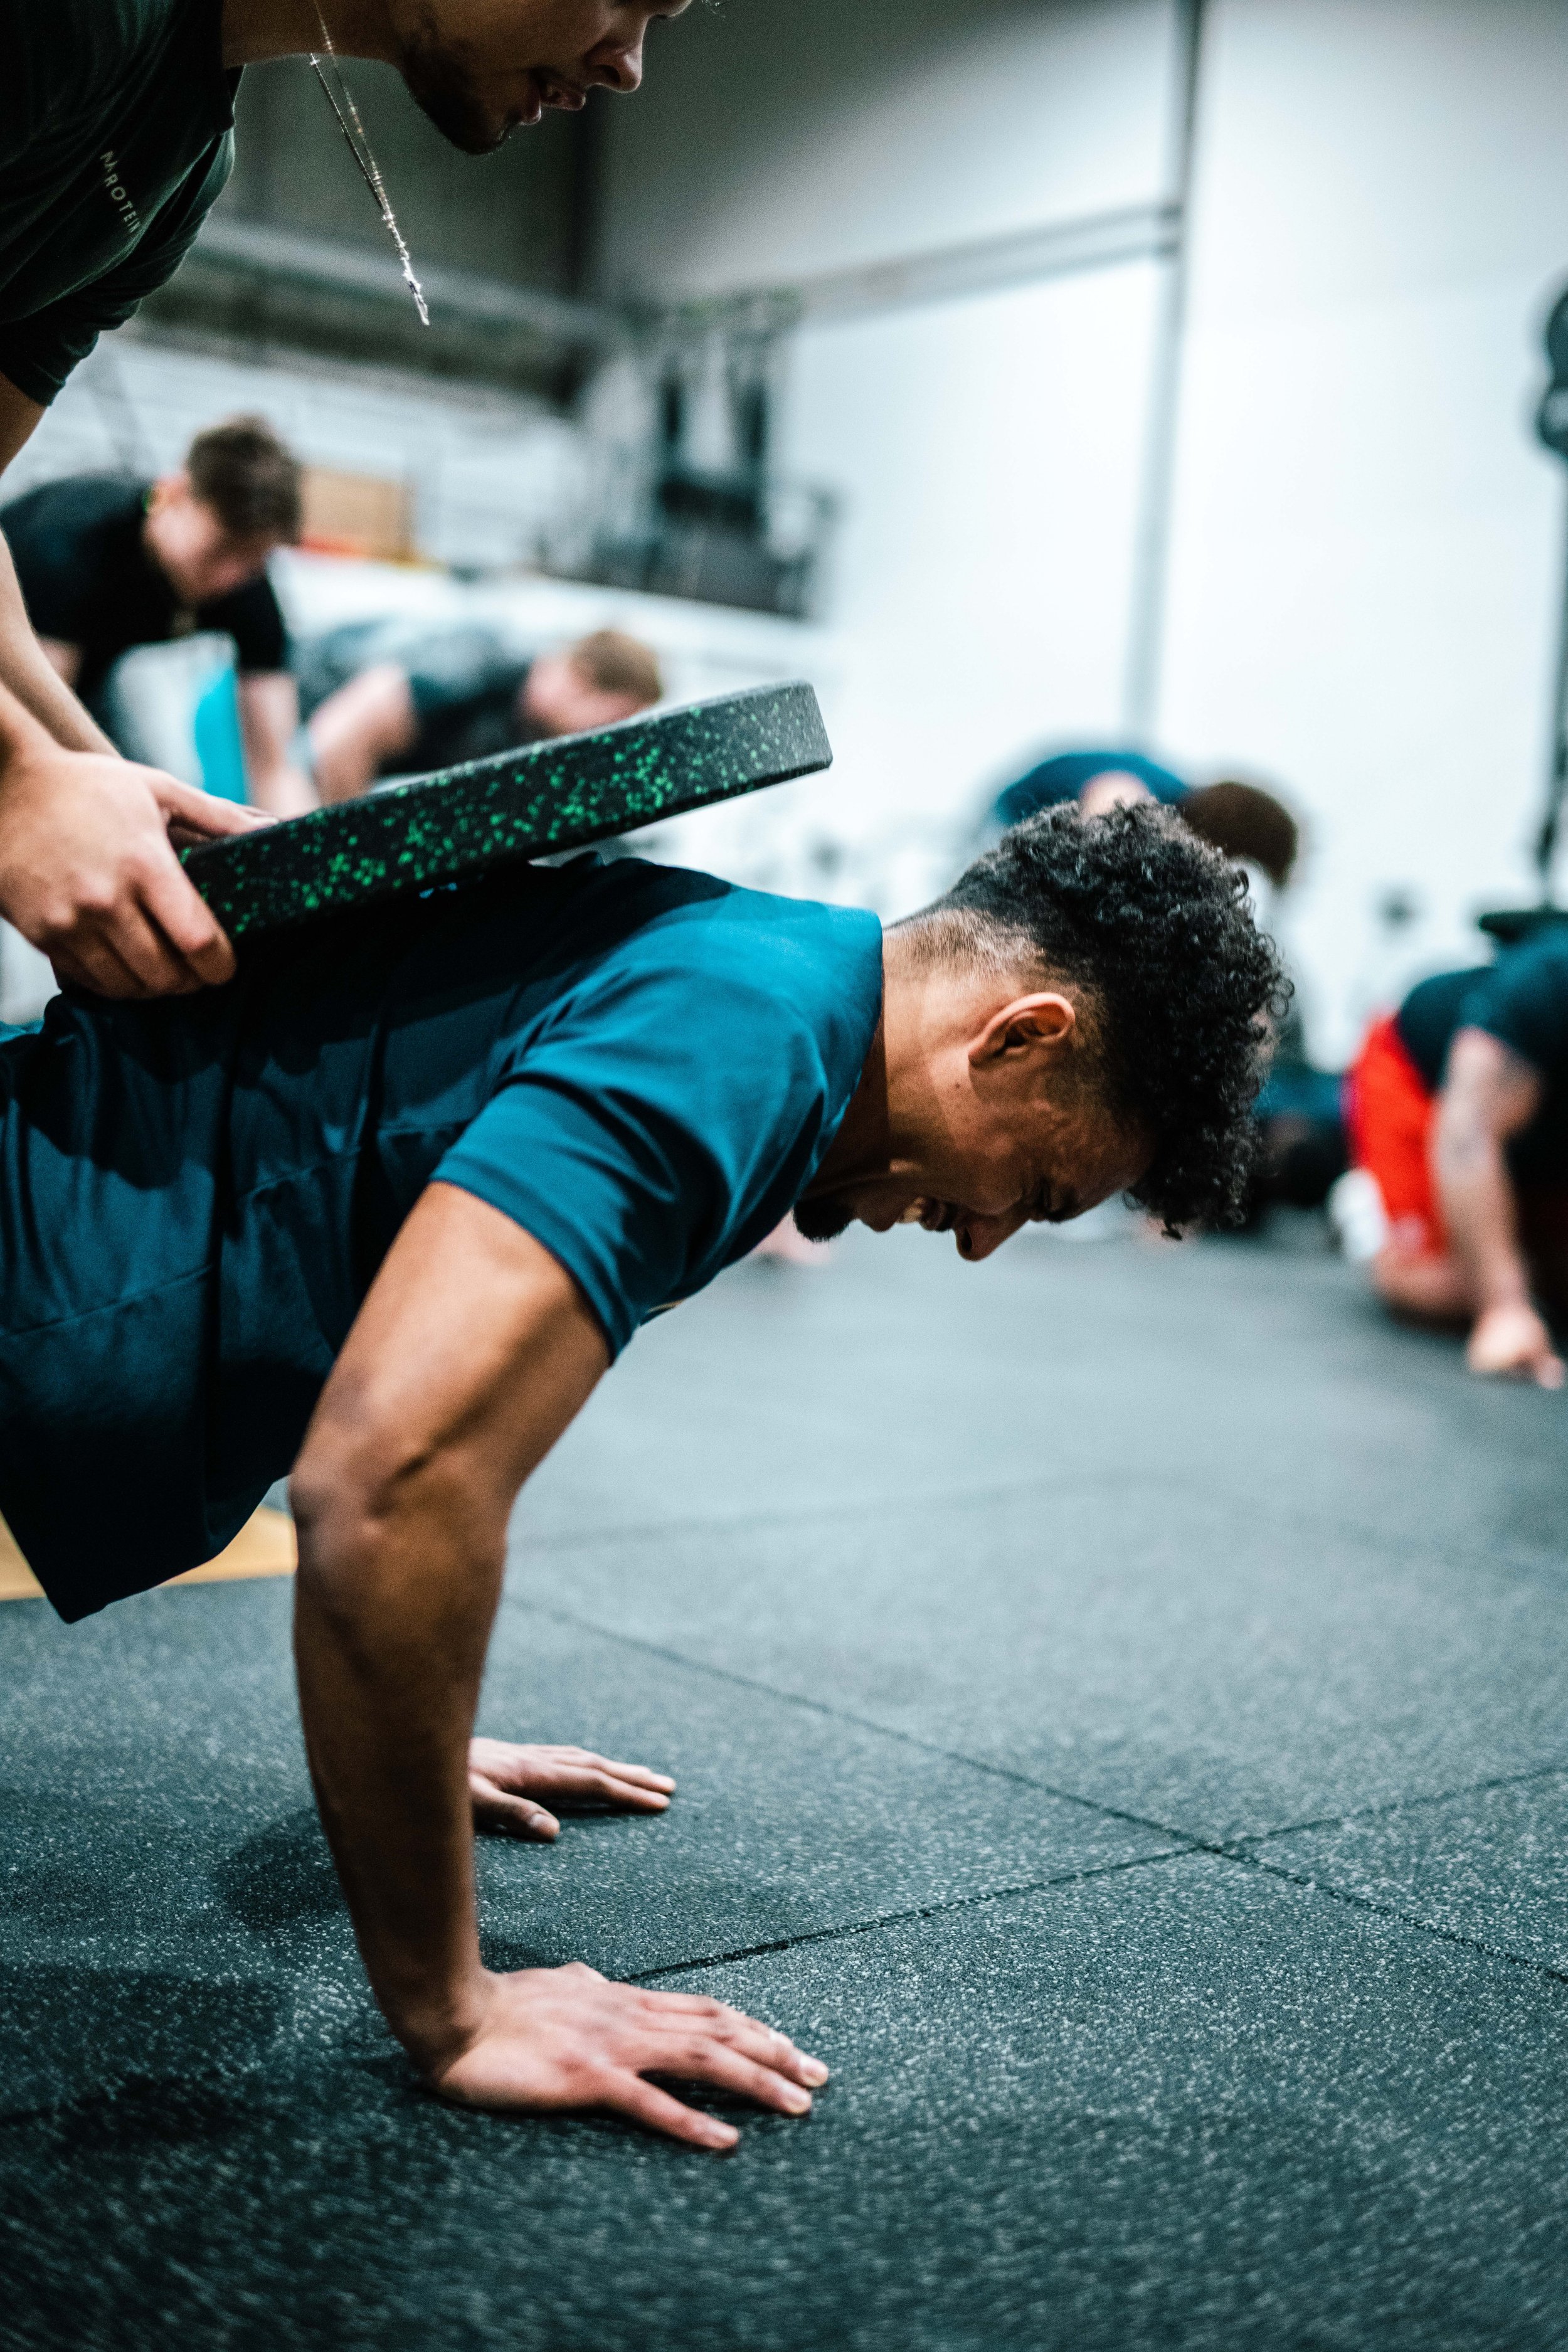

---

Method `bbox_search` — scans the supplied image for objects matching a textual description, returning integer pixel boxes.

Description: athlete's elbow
[290,1419,450,1590]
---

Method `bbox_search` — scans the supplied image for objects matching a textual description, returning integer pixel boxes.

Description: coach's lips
[538,73,587,110]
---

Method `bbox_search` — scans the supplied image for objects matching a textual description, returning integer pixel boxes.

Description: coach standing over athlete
[0,0,687,999]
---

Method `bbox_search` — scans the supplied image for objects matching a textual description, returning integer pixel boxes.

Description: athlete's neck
[221,0,398,69]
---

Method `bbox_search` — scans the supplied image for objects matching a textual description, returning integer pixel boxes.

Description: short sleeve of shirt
[1461,935,1568,1079]
[202,573,289,674]
[432,902,883,1357]
[0,137,233,407]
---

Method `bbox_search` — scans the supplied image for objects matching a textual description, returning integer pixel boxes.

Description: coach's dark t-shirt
[0,0,235,405]
[2,475,287,702]
[0,860,883,1620]
[1396,933,1568,1182]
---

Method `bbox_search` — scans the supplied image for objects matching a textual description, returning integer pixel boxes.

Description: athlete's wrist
[381,1966,493,2077]
[1473,1261,1532,1315]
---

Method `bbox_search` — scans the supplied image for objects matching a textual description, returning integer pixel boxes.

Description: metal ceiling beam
[194,214,625,350]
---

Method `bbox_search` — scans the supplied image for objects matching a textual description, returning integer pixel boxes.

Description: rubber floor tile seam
[515,1598,1568,2000]
[1221,1759,1568,1851]
[1224,1846,1568,1992]
[632,1845,1195,1982]
[507,1594,1217,1847]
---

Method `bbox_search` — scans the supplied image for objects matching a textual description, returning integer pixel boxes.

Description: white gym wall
[1159,0,1568,1058]
[8,0,1565,1063]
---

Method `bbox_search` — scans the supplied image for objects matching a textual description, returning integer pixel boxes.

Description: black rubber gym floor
[5,1223,1568,2349]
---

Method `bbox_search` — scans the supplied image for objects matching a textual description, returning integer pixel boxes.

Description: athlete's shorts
[1345,1012,1442,1255]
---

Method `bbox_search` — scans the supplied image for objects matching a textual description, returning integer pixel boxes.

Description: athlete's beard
[398,11,511,154]
[792,1195,853,1244]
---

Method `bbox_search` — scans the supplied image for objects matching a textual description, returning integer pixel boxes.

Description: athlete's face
[389,0,691,155]
[796,988,1153,1261]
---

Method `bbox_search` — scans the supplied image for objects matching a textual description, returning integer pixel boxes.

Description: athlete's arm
[290,1182,827,2149]
[236,670,315,817]
[1433,1025,1562,1386]
[0,369,268,996]
[306,662,418,803]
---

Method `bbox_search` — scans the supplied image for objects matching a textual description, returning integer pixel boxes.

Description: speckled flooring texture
[5,1221,1568,2351]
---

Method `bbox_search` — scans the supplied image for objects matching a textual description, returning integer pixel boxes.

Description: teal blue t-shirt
[0,859,883,1618]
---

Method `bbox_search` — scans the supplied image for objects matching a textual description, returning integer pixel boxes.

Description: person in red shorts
[1346,931,1568,1386]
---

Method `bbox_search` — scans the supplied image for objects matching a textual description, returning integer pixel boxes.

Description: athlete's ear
[968,992,1076,1068]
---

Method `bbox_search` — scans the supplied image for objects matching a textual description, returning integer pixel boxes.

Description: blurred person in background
[993,748,1300,896]
[0,0,689,996]
[2,416,312,817]
[1340,930,1568,1387]
[993,746,1332,1219]
[299,623,662,801]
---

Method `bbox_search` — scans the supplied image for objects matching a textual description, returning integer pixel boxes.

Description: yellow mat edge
[0,1505,297,1602]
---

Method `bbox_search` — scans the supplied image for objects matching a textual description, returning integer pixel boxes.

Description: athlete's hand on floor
[428,1962,828,2149]
[1466,1301,1565,1387]
[0,740,270,997]
[467,1739,676,1839]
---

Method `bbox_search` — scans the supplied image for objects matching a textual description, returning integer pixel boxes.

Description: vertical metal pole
[1122,0,1207,743]
[1535,488,1568,899]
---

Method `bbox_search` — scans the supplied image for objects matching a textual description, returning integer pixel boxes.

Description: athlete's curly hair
[921,802,1288,1231]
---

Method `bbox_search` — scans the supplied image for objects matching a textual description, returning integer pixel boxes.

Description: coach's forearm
[0,541,114,756]
[292,1463,504,2066]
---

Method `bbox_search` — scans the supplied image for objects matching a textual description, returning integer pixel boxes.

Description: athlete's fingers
[468,1741,675,1807]
[633,1994,829,2086]
[549,1749,677,1790]
[1535,1348,1565,1390]
[600,2071,739,2151]
[469,1775,560,1840]
[652,2037,815,2114]
[630,1986,735,2015]
[550,1766,671,1809]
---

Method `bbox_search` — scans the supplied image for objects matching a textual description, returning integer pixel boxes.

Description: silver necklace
[310,4,429,324]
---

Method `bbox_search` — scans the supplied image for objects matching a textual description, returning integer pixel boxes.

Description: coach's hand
[428,1963,828,2151]
[0,734,269,997]
[468,1739,675,1839]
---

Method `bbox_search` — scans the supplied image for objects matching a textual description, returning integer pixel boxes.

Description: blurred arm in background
[0,372,262,997]
[308,663,420,805]
[236,669,315,818]
[1431,1027,1564,1387]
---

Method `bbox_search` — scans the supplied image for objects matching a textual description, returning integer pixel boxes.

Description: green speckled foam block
[183,680,832,941]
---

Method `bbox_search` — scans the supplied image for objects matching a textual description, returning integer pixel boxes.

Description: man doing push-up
[0,800,1281,2147]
